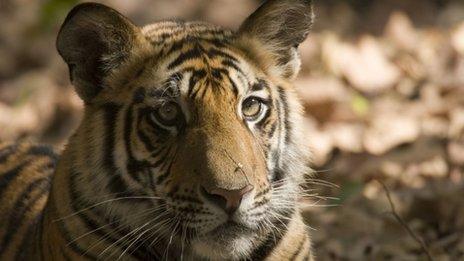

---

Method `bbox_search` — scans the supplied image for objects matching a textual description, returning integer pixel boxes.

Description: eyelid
[246,87,270,101]
[245,96,270,106]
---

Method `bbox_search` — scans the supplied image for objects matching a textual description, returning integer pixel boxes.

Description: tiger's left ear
[238,0,313,80]
[56,3,149,103]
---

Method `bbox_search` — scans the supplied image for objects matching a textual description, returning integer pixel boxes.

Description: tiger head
[56,0,313,259]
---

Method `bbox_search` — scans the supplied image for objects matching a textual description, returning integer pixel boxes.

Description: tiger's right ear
[56,3,146,103]
[237,0,313,80]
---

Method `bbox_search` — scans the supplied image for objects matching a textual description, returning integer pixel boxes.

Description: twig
[377,180,434,261]
[223,149,251,185]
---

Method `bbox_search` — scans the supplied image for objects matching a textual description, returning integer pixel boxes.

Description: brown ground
[1,0,463,260]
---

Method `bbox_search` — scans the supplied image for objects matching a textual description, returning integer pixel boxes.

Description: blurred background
[1,0,464,259]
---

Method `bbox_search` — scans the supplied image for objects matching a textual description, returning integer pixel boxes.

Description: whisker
[54,196,162,222]
[116,224,155,261]
[83,207,168,258]
[163,219,180,260]
[311,168,334,174]
[127,212,172,256]
[305,178,339,188]
[66,206,163,247]
[99,221,151,259]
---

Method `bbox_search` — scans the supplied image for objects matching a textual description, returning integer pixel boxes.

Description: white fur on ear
[283,48,302,80]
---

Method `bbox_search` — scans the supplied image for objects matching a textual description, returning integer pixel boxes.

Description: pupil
[162,104,176,119]
[244,98,260,116]
[248,99,256,108]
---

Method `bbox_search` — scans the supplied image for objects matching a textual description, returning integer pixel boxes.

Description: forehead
[142,20,234,48]
[134,21,262,97]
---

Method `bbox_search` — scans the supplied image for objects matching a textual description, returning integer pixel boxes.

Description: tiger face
[56,0,313,259]
[126,43,286,256]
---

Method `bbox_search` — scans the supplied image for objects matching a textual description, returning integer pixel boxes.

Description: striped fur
[0,1,314,260]
[0,142,56,260]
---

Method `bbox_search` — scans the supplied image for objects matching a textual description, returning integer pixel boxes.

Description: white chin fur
[191,235,254,260]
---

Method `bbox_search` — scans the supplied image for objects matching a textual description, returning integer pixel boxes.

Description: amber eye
[152,101,181,126]
[242,97,264,120]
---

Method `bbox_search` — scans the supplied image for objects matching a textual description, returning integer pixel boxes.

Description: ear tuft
[238,0,314,79]
[56,3,141,103]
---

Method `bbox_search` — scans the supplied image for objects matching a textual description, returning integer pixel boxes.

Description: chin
[191,222,257,260]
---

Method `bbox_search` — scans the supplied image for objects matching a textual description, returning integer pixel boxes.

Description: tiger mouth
[207,220,253,238]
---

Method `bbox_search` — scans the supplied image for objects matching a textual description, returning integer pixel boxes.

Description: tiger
[0,0,315,260]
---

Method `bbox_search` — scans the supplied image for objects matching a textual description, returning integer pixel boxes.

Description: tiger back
[0,0,315,260]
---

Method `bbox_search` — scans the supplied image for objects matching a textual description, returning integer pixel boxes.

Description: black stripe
[101,103,133,195]
[255,107,272,130]
[155,157,175,185]
[27,145,59,162]
[250,197,270,210]
[158,146,177,172]
[137,128,156,152]
[189,79,207,100]
[254,186,271,199]
[66,169,113,259]
[149,143,168,158]
[277,86,291,144]
[123,104,143,183]
[247,207,295,260]
[136,111,155,152]
[251,82,264,92]
[290,237,306,260]
[0,177,49,254]
[270,151,284,182]
[267,122,277,139]
[168,46,203,70]
[221,59,243,75]
[167,40,186,55]
[0,144,17,163]
[273,90,283,171]
[207,38,228,48]
[210,68,232,93]
[56,213,100,260]
[187,69,207,97]
[224,71,239,96]
[211,68,223,80]
[151,150,170,169]
[207,48,238,62]
[14,214,43,260]
[38,213,47,261]
[0,163,27,199]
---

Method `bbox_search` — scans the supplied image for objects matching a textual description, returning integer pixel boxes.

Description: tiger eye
[155,102,180,125]
[242,97,262,119]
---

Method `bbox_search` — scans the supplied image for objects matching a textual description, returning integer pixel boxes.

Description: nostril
[200,186,228,210]
[240,184,254,196]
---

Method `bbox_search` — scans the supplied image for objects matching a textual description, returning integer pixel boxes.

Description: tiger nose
[201,185,254,213]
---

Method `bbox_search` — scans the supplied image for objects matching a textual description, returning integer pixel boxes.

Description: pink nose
[202,185,254,213]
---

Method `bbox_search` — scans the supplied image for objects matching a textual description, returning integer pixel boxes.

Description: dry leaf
[364,113,420,155]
